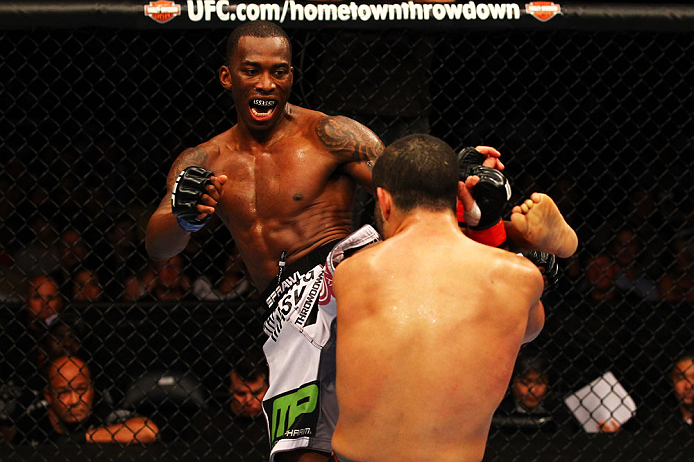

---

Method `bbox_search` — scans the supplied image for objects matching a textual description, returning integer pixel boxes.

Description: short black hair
[230,348,268,384]
[514,348,549,378]
[372,134,458,212]
[226,20,292,66]
[674,351,694,370]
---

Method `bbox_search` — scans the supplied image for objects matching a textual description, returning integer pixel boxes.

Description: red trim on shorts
[467,219,506,247]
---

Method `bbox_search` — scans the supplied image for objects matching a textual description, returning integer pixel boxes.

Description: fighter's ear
[376,187,392,220]
[219,65,232,90]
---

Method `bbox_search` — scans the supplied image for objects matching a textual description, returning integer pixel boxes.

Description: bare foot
[510,193,578,258]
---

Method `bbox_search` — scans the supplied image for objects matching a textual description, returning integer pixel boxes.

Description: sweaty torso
[332,222,543,462]
[192,107,359,290]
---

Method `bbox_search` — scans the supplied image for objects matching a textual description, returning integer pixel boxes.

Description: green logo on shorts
[265,382,319,446]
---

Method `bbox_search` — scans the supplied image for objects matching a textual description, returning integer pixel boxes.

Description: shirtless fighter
[331,134,560,462]
[146,21,386,462]
[146,21,575,462]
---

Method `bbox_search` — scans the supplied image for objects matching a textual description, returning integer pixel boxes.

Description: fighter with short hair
[331,134,554,462]
[146,20,576,462]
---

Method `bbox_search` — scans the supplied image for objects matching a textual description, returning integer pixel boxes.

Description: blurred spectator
[584,254,619,302]
[195,351,269,460]
[493,349,566,434]
[626,187,672,245]
[610,228,659,302]
[180,219,225,281]
[24,275,64,333]
[106,215,145,270]
[193,251,253,301]
[669,353,694,428]
[617,352,694,435]
[1,311,87,441]
[228,356,268,420]
[36,313,84,369]
[122,266,156,302]
[35,312,117,406]
[100,215,148,299]
[510,352,551,416]
[58,228,90,277]
[70,268,104,303]
[150,255,192,301]
[7,355,159,445]
[122,255,191,302]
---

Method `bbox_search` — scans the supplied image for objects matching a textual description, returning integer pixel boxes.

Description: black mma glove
[458,147,512,230]
[171,166,214,233]
[457,146,487,177]
[521,250,559,291]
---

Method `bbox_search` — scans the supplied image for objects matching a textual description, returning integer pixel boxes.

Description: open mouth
[249,98,277,118]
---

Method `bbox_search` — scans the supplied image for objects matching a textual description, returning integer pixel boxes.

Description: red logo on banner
[144,1,181,24]
[525,2,562,22]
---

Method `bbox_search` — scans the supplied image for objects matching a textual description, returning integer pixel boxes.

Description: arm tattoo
[316,116,383,169]
[166,146,209,192]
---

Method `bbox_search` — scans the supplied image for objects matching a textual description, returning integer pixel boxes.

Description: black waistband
[260,240,342,305]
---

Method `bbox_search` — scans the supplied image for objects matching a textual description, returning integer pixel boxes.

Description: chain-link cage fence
[1,3,693,461]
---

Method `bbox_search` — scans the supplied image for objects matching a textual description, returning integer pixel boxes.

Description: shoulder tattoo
[166,146,209,191]
[315,116,383,168]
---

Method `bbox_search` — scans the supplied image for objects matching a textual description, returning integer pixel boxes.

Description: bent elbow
[144,234,163,261]
[145,214,188,261]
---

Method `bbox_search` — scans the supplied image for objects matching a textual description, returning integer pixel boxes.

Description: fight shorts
[261,225,381,461]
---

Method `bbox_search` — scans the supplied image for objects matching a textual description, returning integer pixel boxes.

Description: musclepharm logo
[185,1,521,23]
[144,1,181,23]
[266,382,319,446]
[525,2,561,22]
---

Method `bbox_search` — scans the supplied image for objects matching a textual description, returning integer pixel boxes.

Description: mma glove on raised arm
[521,250,559,291]
[171,166,214,233]
[458,147,512,230]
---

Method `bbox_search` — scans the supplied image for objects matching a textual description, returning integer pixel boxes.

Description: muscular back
[151,104,382,291]
[332,218,544,462]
